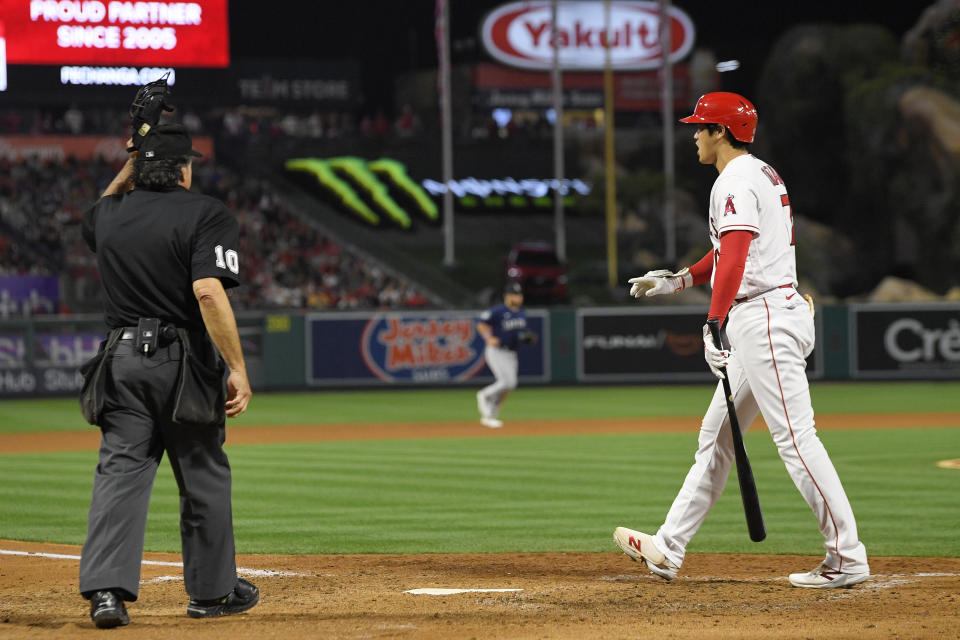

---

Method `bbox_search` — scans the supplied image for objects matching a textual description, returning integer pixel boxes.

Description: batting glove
[628,268,693,298]
[702,323,731,380]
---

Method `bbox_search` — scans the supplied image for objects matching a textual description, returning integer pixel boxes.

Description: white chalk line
[0,548,304,581]
[6,548,958,590]
[600,571,960,584]
[406,588,523,595]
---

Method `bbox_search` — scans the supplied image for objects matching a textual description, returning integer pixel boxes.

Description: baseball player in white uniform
[613,92,869,588]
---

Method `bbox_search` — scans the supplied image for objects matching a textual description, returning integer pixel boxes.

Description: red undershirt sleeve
[687,250,714,286]
[708,230,754,323]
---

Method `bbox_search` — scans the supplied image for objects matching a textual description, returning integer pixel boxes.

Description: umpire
[77,124,258,628]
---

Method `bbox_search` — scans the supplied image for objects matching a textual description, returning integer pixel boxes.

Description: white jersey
[650,155,868,579]
[708,154,797,300]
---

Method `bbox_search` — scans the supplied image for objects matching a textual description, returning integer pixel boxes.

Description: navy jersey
[478,304,528,350]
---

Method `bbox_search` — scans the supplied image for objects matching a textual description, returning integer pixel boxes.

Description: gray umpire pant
[78,337,237,602]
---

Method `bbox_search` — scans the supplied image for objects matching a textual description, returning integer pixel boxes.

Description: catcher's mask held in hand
[129,72,175,151]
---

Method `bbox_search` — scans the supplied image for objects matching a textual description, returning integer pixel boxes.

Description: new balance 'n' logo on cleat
[613,526,678,580]
[788,564,869,589]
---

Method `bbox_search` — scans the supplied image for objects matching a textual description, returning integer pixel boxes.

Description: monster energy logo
[285,157,591,228]
[286,157,436,229]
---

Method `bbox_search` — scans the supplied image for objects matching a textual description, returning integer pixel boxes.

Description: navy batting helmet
[504,281,523,295]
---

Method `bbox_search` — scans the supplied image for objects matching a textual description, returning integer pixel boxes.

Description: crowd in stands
[192,163,431,310]
[0,104,424,142]
[0,106,129,137]
[215,104,424,142]
[0,102,582,144]
[0,155,432,318]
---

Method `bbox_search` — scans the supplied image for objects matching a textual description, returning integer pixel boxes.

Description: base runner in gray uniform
[475,281,537,428]
[77,125,257,628]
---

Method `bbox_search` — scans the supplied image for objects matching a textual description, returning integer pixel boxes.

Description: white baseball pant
[479,345,518,418]
[652,289,869,575]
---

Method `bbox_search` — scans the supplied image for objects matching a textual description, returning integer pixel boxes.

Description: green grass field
[1,382,958,558]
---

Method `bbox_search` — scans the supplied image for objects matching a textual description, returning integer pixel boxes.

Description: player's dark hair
[133,156,190,190]
[706,123,750,149]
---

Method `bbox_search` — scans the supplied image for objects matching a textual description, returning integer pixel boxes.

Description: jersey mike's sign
[480,0,695,70]
[361,315,487,383]
[0,0,229,67]
[306,311,547,386]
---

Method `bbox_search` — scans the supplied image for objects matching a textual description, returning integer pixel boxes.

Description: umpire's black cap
[504,281,523,295]
[140,124,203,161]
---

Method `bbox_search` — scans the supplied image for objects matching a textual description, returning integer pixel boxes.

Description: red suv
[504,241,568,304]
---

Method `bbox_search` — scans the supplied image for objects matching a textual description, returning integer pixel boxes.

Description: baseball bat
[706,319,766,543]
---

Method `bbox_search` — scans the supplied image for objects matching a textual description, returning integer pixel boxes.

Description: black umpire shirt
[82,186,240,330]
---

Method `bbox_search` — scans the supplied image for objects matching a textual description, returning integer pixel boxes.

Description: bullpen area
[1,382,958,638]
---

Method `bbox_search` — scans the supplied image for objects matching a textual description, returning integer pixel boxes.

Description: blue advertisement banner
[0,332,104,368]
[0,276,60,316]
[0,331,104,397]
[307,311,548,386]
[0,367,86,396]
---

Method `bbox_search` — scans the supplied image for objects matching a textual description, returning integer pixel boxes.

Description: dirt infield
[1,539,958,639]
[2,413,958,638]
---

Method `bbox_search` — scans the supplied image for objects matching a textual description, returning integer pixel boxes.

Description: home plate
[405,588,523,595]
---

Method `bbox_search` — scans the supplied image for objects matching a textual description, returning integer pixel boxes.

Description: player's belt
[733,284,794,305]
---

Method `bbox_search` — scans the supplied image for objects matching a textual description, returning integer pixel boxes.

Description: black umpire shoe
[89,590,130,629]
[186,578,259,618]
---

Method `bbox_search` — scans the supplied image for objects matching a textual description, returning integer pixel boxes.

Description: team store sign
[481,0,695,70]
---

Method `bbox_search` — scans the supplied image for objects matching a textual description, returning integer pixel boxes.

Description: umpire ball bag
[78,328,125,426]
[79,328,225,427]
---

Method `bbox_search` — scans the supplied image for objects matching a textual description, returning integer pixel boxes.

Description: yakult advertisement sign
[480,1,695,70]
[851,304,960,378]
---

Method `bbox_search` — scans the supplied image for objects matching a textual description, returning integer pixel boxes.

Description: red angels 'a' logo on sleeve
[723,195,737,216]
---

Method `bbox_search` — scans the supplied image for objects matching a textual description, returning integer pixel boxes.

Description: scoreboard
[0,1,361,108]
[0,0,229,67]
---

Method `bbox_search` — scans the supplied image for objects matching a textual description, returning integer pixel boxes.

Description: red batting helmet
[679,92,758,143]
